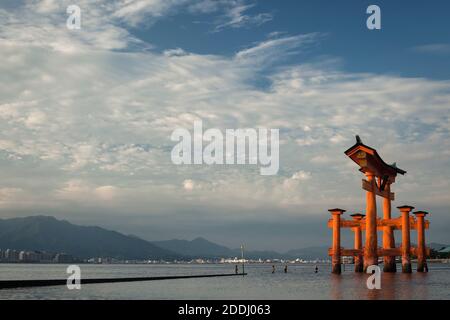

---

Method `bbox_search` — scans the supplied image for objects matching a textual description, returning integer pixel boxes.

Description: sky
[0,0,449,251]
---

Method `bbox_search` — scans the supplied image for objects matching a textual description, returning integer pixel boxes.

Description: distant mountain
[153,237,328,260]
[429,242,450,251]
[153,237,236,258]
[9,215,440,261]
[153,237,289,259]
[0,216,180,260]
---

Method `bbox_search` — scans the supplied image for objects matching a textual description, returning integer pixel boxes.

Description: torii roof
[345,136,406,178]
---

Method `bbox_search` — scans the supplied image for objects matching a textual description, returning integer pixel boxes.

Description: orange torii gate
[327,136,430,274]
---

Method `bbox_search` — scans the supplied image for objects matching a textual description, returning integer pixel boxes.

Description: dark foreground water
[0,263,449,299]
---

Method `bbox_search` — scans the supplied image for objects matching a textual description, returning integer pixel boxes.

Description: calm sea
[0,263,449,299]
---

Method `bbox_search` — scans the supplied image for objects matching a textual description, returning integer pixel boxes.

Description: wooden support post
[350,214,364,273]
[382,183,396,272]
[398,205,414,273]
[364,172,378,271]
[413,211,429,272]
[329,208,346,274]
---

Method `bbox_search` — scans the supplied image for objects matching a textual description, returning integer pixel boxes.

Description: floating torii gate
[328,136,430,274]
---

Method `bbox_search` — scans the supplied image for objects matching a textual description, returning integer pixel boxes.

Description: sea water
[0,263,449,300]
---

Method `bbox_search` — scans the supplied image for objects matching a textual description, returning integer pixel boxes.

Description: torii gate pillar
[350,213,365,272]
[329,208,346,274]
[382,182,397,272]
[414,211,429,272]
[364,172,378,270]
[398,205,414,273]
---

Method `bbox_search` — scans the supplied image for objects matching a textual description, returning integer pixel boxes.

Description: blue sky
[0,0,449,251]
[131,0,450,79]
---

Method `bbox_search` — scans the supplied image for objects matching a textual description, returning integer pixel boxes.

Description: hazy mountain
[429,243,449,251]
[153,237,236,258]
[154,238,327,260]
[153,237,291,259]
[0,216,180,260]
[0,215,364,261]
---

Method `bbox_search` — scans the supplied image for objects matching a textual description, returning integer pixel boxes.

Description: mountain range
[0,216,178,260]
[4,216,446,261]
[153,238,294,260]
[0,215,330,260]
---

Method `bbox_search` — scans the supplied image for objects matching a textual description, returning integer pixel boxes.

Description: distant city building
[5,249,20,262]
[0,248,65,263]
[40,251,55,263]
[54,253,73,263]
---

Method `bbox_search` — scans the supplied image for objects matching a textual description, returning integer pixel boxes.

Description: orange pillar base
[402,263,412,273]
[354,257,364,273]
[383,257,397,273]
[332,263,341,274]
[417,261,428,273]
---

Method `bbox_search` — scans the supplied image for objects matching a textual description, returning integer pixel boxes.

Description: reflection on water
[0,263,448,300]
[330,267,437,300]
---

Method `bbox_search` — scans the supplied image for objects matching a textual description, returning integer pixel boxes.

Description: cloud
[413,43,450,55]
[56,180,120,202]
[112,0,190,27]
[214,1,273,32]
[0,188,24,207]
[235,33,321,66]
[183,179,195,191]
[1,1,450,248]
[0,1,144,52]
[94,185,119,200]
[290,171,312,181]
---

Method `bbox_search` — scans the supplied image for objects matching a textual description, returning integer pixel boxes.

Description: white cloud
[413,43,450,55]
[329,134,347,144]
[56,180,120,202]
[94,185,119,200]
[24,111,47,128]
[235,34,320,66]
[214,2,272,32]
[0,1,450,220]
[112,0,189,26]
[0,188,24,206]
[183,179,195,191]
[290,171,311,181]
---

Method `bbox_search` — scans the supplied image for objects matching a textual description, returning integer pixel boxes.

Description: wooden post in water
[364,172,378,271]
[398,205,414,273]
[240,244,245,276]
[329,208,345,274]
[382,182,397,272]
[413,211,429,272]
[350,213,365,273]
